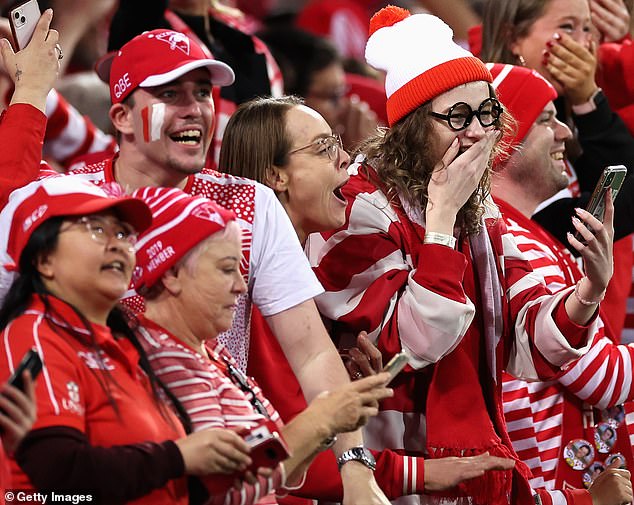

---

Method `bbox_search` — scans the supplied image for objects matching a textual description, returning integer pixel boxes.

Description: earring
[516,54,527,66]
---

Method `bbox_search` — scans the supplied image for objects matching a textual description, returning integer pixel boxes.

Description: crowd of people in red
[0,1,634,504]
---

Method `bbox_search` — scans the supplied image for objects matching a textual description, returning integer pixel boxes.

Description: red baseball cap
[96,29,235,104]
[131,187,237,293]
[2,177,152,272]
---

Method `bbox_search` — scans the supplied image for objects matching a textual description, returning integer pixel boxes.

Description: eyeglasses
[62,216,138,248]
[224,357,270,418]
[429,98,503,131]
[288,134,343,163]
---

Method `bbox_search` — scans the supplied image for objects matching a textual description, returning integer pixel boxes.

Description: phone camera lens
[14,12,19,18]
[20,16,26,23]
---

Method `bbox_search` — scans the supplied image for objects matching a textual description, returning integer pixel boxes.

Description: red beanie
[365,5,492,126]
[488,63,557,163]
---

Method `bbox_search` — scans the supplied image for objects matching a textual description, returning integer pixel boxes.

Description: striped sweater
[497,198,634,503]
[307,164,597,504]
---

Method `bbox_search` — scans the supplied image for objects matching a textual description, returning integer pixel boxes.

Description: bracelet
[574,277,605,306]
[423,231,456,249]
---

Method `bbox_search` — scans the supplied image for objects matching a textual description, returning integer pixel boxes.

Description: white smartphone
[9,0,41,51]
[382,351,408,383]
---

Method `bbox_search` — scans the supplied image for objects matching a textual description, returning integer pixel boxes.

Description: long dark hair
[0,217,192,433]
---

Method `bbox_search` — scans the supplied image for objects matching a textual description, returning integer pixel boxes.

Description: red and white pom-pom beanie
[366,5,492,126]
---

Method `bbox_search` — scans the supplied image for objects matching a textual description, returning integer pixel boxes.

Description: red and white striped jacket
[307,163,597,504]
[497,198,634,503]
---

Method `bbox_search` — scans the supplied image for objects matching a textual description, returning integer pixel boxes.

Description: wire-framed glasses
[62,215,138,247]
[288,134,343,163]
[429,97,503,131]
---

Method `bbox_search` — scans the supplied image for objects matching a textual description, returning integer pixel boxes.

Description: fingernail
[553,32,561,40]
[542,53,549,65]
[572,216,581,225]
[546,40,554,48]
[452,137,459,146]
[574,207,584,215]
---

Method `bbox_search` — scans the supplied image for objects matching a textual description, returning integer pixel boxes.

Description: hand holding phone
[9,0,41,51]
[7,349,42,391]
[0,349,39,450]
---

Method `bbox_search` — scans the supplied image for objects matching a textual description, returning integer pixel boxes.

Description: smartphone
[9,0,41,51]
[7,349,42,391]
[243,420,290,471]
[573,165,627,241]
[382,351,408,383]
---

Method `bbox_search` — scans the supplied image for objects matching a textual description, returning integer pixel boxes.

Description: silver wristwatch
[337,446,376,471]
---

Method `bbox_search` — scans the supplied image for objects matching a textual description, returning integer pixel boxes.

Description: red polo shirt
[0,296,187,504]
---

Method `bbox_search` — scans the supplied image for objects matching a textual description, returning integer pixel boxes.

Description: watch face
[343,447,376,469]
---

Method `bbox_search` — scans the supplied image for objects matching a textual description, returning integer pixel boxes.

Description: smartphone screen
[9,0,41,51]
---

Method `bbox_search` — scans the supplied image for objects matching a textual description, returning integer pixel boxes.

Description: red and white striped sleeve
[557,331,634,409]
[43,90,116,169]
[535,487,593,504]
[142,339,285,505]
[310,182,475,370]
[502,210,634,408]
[498,221,596,380]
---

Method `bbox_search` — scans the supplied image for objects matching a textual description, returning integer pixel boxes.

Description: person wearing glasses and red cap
[0,26,390,505]
[308,6,615,504]
[0,177,257,504]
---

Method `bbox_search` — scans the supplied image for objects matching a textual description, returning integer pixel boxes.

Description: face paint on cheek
[141,103,166,143]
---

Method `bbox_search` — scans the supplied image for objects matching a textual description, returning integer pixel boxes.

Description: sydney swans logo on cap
[23,204,48,232]
[155,31,191,55]
[192,203,226,225]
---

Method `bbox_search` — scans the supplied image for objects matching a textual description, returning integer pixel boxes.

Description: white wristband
[423,231,456,249]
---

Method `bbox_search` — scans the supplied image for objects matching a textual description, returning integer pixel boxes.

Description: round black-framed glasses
[429,97,503,131]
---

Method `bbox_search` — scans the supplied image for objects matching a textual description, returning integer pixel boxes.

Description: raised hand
[543,32,598,105]
[0,9,60,112]
[426,129,498,234]
[590,0,631,43]
[567,189,614,300]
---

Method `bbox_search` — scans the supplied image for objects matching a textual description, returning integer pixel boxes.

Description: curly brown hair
[357,86,514,235]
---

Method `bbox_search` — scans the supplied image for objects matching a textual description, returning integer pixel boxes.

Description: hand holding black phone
[7,349,42,391]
